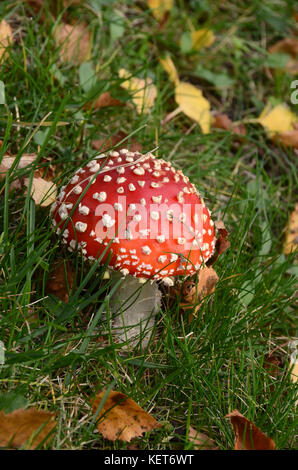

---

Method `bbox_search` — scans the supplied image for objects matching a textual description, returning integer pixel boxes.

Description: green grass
[0,0,297,450]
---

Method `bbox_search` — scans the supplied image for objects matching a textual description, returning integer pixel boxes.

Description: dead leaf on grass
[191,29,215,50]
[118,69,157,114]
[92,390,160,442]
[212,113,246,136]
[226,409,276,450]
[188,425,218,450]
[24,177,57,207]
[147,0,173,22]
[160,55,211,132]
[258,102,298,148]
[179,266,219,317]
[268,38,298,75]
[54,22,91,65]
[0,19,13,63]
[89,91,123,110]
[0,408,56,449]
[283,203,298,255]
[46,260,75,303]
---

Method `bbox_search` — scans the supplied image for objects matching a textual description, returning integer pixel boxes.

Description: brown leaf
[268,38,298,75]
[0,408,56,449]
[24,176,57,206]
[188,426,218,450]
[212,114,246,136]
[283,203,298,255]
[54,22,91,65]
[274,129,298,148]
[46,260,75,303]
[180,266,219,316]
[226,410,276,450]
[89,91,123,110]
[92,390,160,442]
[207,220,230,266]
[92,131,142,153]
[0,19,13,63]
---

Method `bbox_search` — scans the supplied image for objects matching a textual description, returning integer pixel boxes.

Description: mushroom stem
[109,271,161,349]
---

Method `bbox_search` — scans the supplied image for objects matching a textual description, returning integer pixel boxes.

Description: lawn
[0,0,297,450]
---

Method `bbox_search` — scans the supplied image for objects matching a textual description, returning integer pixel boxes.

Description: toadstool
[51,149,216,346]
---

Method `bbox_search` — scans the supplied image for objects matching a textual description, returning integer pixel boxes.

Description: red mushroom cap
[51,149,216,284]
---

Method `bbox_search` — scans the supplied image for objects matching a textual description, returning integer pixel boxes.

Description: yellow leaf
[191,28,215,50]
[25,177,57,207]
[175,82,211,133]
[283,203,298,255]
[258,103,297,136]
[118,69,157,114]
[147,0,173,21]
[159,54,179,86]
[0,19,13,63]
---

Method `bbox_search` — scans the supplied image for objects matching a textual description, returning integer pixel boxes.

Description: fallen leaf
[46,260,75,303]
[0,154,37,176]
[188,425,218,450]
[191,29,215,50]
[258,103,297,135]
[0,408,56,449]
[283,203,298,255]
[118,69,157,114]
[212,113,246,135]
[175,82,211,133]
[226,410,276,450]
[92,390,160,442]
[180,266,219,316]
[0,19,13,63]
[54,22,91,65]
[92,131,142,153]
[147,0,173,21]
[159,54,180,86]
[25,177,57,207]
[206,220,230,266]
[268,38,298,75]
[90,91,123,110]
[274,126,298,149]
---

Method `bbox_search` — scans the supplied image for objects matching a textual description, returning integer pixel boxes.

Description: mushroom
[51,149,216,347]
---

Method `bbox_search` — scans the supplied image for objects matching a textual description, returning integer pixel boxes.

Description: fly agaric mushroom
[51,149,216,346]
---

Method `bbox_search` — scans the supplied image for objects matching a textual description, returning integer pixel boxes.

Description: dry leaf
[0,154,37,176]
[207,220,230,265]
[258,103,298,148]
[147,0,173,21]
[159,54,180,86]
[118,69,157,114]
[46,260,75,303]
[54,22,91,65]
[283,203,298,254]
[0,19,13,63]
[212,113,246,135]
[92,131,142,153]
[258,103,297,135]
[268,38,298,75]
[90,91,123,110]
[0,408,56,449]
[226,410,276,450]
[92,390,160,442]
[180,266,219,316]
[191,29,215,50]
[25,177,57,207]
[175,82,211,133]
[188,426,218,450]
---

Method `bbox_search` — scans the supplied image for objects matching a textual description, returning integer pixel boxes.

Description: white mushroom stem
[109,271,161,349]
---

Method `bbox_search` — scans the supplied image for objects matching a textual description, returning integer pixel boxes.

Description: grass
[0,0,297,450]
